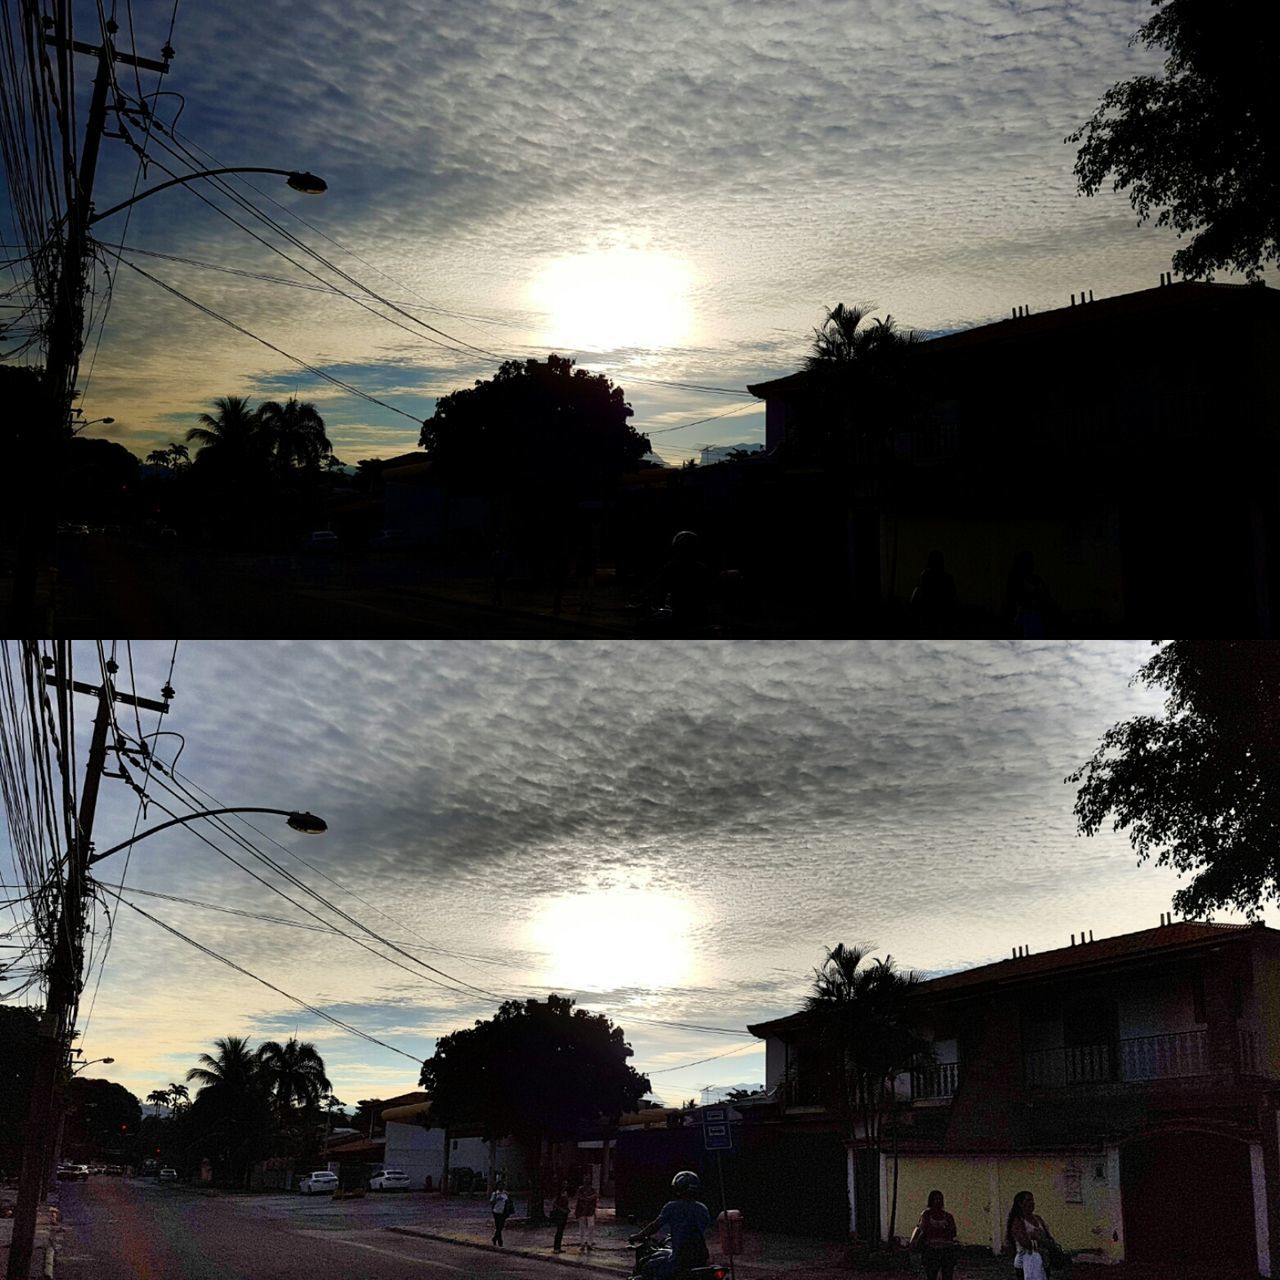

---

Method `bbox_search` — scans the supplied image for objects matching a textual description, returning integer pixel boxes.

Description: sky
[1,640,1256,1112]
[0,0,1202,467]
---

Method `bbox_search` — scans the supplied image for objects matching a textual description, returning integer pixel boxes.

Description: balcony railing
[1025,1029,1210,1087]
[911,1061,959,1100]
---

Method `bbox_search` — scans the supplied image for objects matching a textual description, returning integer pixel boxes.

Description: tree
[1067,641,1280,919]
[1066,0,1280,281]
[420,355,649,503]
[63,1078,141,1161]
[803,944,931,1246]
[186,396,269,474]
[255,1037,331,1116]
[258,398,331,473]
[185,1035,272,1185]
[419,994,649,1217]
[167,1083,190,1112]
[794,304,922,468]
[145,443,190,472]
[146,1089,171,1112]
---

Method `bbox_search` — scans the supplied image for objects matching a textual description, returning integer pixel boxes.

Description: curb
[386,1226,628,1275]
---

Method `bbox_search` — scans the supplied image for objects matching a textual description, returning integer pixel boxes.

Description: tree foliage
[1067,641,1280,919]
[419,355,650,503]
[1066,0,1280,280]
[0,1005,39,1173]
[64,1077,142,1158]
[256,1036,332,1115]
[419,994,649,1142]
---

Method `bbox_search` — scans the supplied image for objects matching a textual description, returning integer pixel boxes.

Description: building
[748,281,1280,634]
[749,919,1280,1275]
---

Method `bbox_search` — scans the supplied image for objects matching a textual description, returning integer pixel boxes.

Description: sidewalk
[386,1194,895,1280]
[0,1195,61,1279]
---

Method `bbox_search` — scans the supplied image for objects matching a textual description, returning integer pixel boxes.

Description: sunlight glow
[530,249,693,352]
[528,888,695,991]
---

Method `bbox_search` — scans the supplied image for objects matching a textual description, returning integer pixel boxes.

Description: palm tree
[186,1036,272,1186]
[146,1088,170,1112]
[186,396,268,472]
[255,1037,331,1117]
[257,398,331,473]
[167,1082,190,1113]
[803,944,931,1246]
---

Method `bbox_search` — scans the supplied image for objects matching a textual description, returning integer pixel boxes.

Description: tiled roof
[919,921,1257,996]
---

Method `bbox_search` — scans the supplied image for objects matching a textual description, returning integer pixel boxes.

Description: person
[549,1180,571,1253]
[909,550,958,635]
[912,1189,958,1280]
[1006,1190,1050,1280]
[1005,551,1054,638]
[489,1183,513,1247]
[639,531,715,634]
[628,1169,712,1279]
[575,1179,598,1253]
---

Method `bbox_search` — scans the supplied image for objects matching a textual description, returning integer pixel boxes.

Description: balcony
[911,1061,959,1101]
[1025,1029,1210,1088]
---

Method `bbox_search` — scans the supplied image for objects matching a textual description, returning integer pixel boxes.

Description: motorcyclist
[628,1170,712,1279]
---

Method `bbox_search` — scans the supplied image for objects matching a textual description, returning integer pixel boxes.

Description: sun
[528,888,695,992]
[529,249,693,352]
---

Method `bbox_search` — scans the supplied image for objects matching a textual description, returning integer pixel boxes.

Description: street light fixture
[88,807,327,865]
[88,167,328,225]
[70,1056,115,1075]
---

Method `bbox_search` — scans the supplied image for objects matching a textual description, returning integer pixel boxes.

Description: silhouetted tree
[420,354,648,532]
[186,396,269,474]
[803,944,930,1245]
[1066,0,1280,280]
[1068,641,1280,918]
[63,1078,141,1161]
[146,443,190,472]
[419,994,649,1219]
[795,304,922,467]
[185,1035,272,1185]
[255,1037,331,1117]
[258,397,331,473]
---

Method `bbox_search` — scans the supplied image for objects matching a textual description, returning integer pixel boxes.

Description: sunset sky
[2,640,1253,1111]
[0,0,1193,467]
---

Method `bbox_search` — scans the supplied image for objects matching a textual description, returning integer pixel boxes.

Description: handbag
[908,1225,924,1252]
[1043,1231,1070,1273]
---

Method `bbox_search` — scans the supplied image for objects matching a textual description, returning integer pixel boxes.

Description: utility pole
[11,23,168,631]
[6,653,168,1280]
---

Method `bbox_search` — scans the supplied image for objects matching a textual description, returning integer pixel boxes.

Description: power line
[118,896,423,1063]
[645,1041,762,1075]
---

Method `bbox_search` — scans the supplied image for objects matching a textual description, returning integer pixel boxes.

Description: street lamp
[88,168,328,225]
[88,807,326,865]
[70,1057,115,1075]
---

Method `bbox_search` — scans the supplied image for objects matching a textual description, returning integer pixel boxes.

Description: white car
[299,1170,339,1195]
[158,1168,177,1182]
[369,1169,411,1191]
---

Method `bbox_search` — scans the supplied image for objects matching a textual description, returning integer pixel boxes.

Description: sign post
[701,1107,737,1280]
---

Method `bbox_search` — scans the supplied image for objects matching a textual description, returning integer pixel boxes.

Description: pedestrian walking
[909,1189,958,1280]
[575,1180,598,1252]
[490,1184,513,1247]
[549,1180,571,1253]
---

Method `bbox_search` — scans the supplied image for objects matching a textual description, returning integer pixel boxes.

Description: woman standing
[575,1180,598,1252]
[911,1189,958,1280]
[1006,1191,1050,1280]
[549,1181,571,1253]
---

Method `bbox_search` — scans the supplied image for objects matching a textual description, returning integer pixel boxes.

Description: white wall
[385,1121,445,1189]
[764,1036,786,1093]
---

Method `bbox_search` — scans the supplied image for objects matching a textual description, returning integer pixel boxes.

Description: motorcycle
[626,1233,727,1280]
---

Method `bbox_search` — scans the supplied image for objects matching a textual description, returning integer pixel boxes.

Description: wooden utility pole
[11,23,168,631]
[6,656,167,1280]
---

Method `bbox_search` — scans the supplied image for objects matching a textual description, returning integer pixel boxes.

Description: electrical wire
[645,1041,762,1075]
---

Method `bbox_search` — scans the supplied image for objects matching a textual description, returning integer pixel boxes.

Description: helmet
[671,530,699,551]
[671,1170,701,1194]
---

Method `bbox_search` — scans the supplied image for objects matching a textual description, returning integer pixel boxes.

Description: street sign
[701,1106,733,1151]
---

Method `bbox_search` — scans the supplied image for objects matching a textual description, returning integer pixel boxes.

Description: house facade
[747,280,1280,635]
[749,920,1280,1275]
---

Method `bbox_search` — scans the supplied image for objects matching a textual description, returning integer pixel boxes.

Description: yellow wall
[888,1152,1124,1262]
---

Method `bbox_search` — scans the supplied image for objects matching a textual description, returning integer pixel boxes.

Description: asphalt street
[54,1178,568,1280]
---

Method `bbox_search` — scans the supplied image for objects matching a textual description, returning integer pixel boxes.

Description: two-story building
[749,919,1280,1275]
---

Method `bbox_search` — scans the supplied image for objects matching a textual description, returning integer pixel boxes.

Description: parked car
[56,1165,88,1182]
[368,1169,411,1191]
[299,1170,339,1195]
[158,1168,177,1182]
[303,531,339,552]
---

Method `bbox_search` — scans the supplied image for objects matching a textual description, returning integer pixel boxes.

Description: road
[54,1178,568,1280]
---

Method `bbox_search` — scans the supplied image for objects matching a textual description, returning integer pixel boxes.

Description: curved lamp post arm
[87,807,326,865]
[87,167,326,225]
